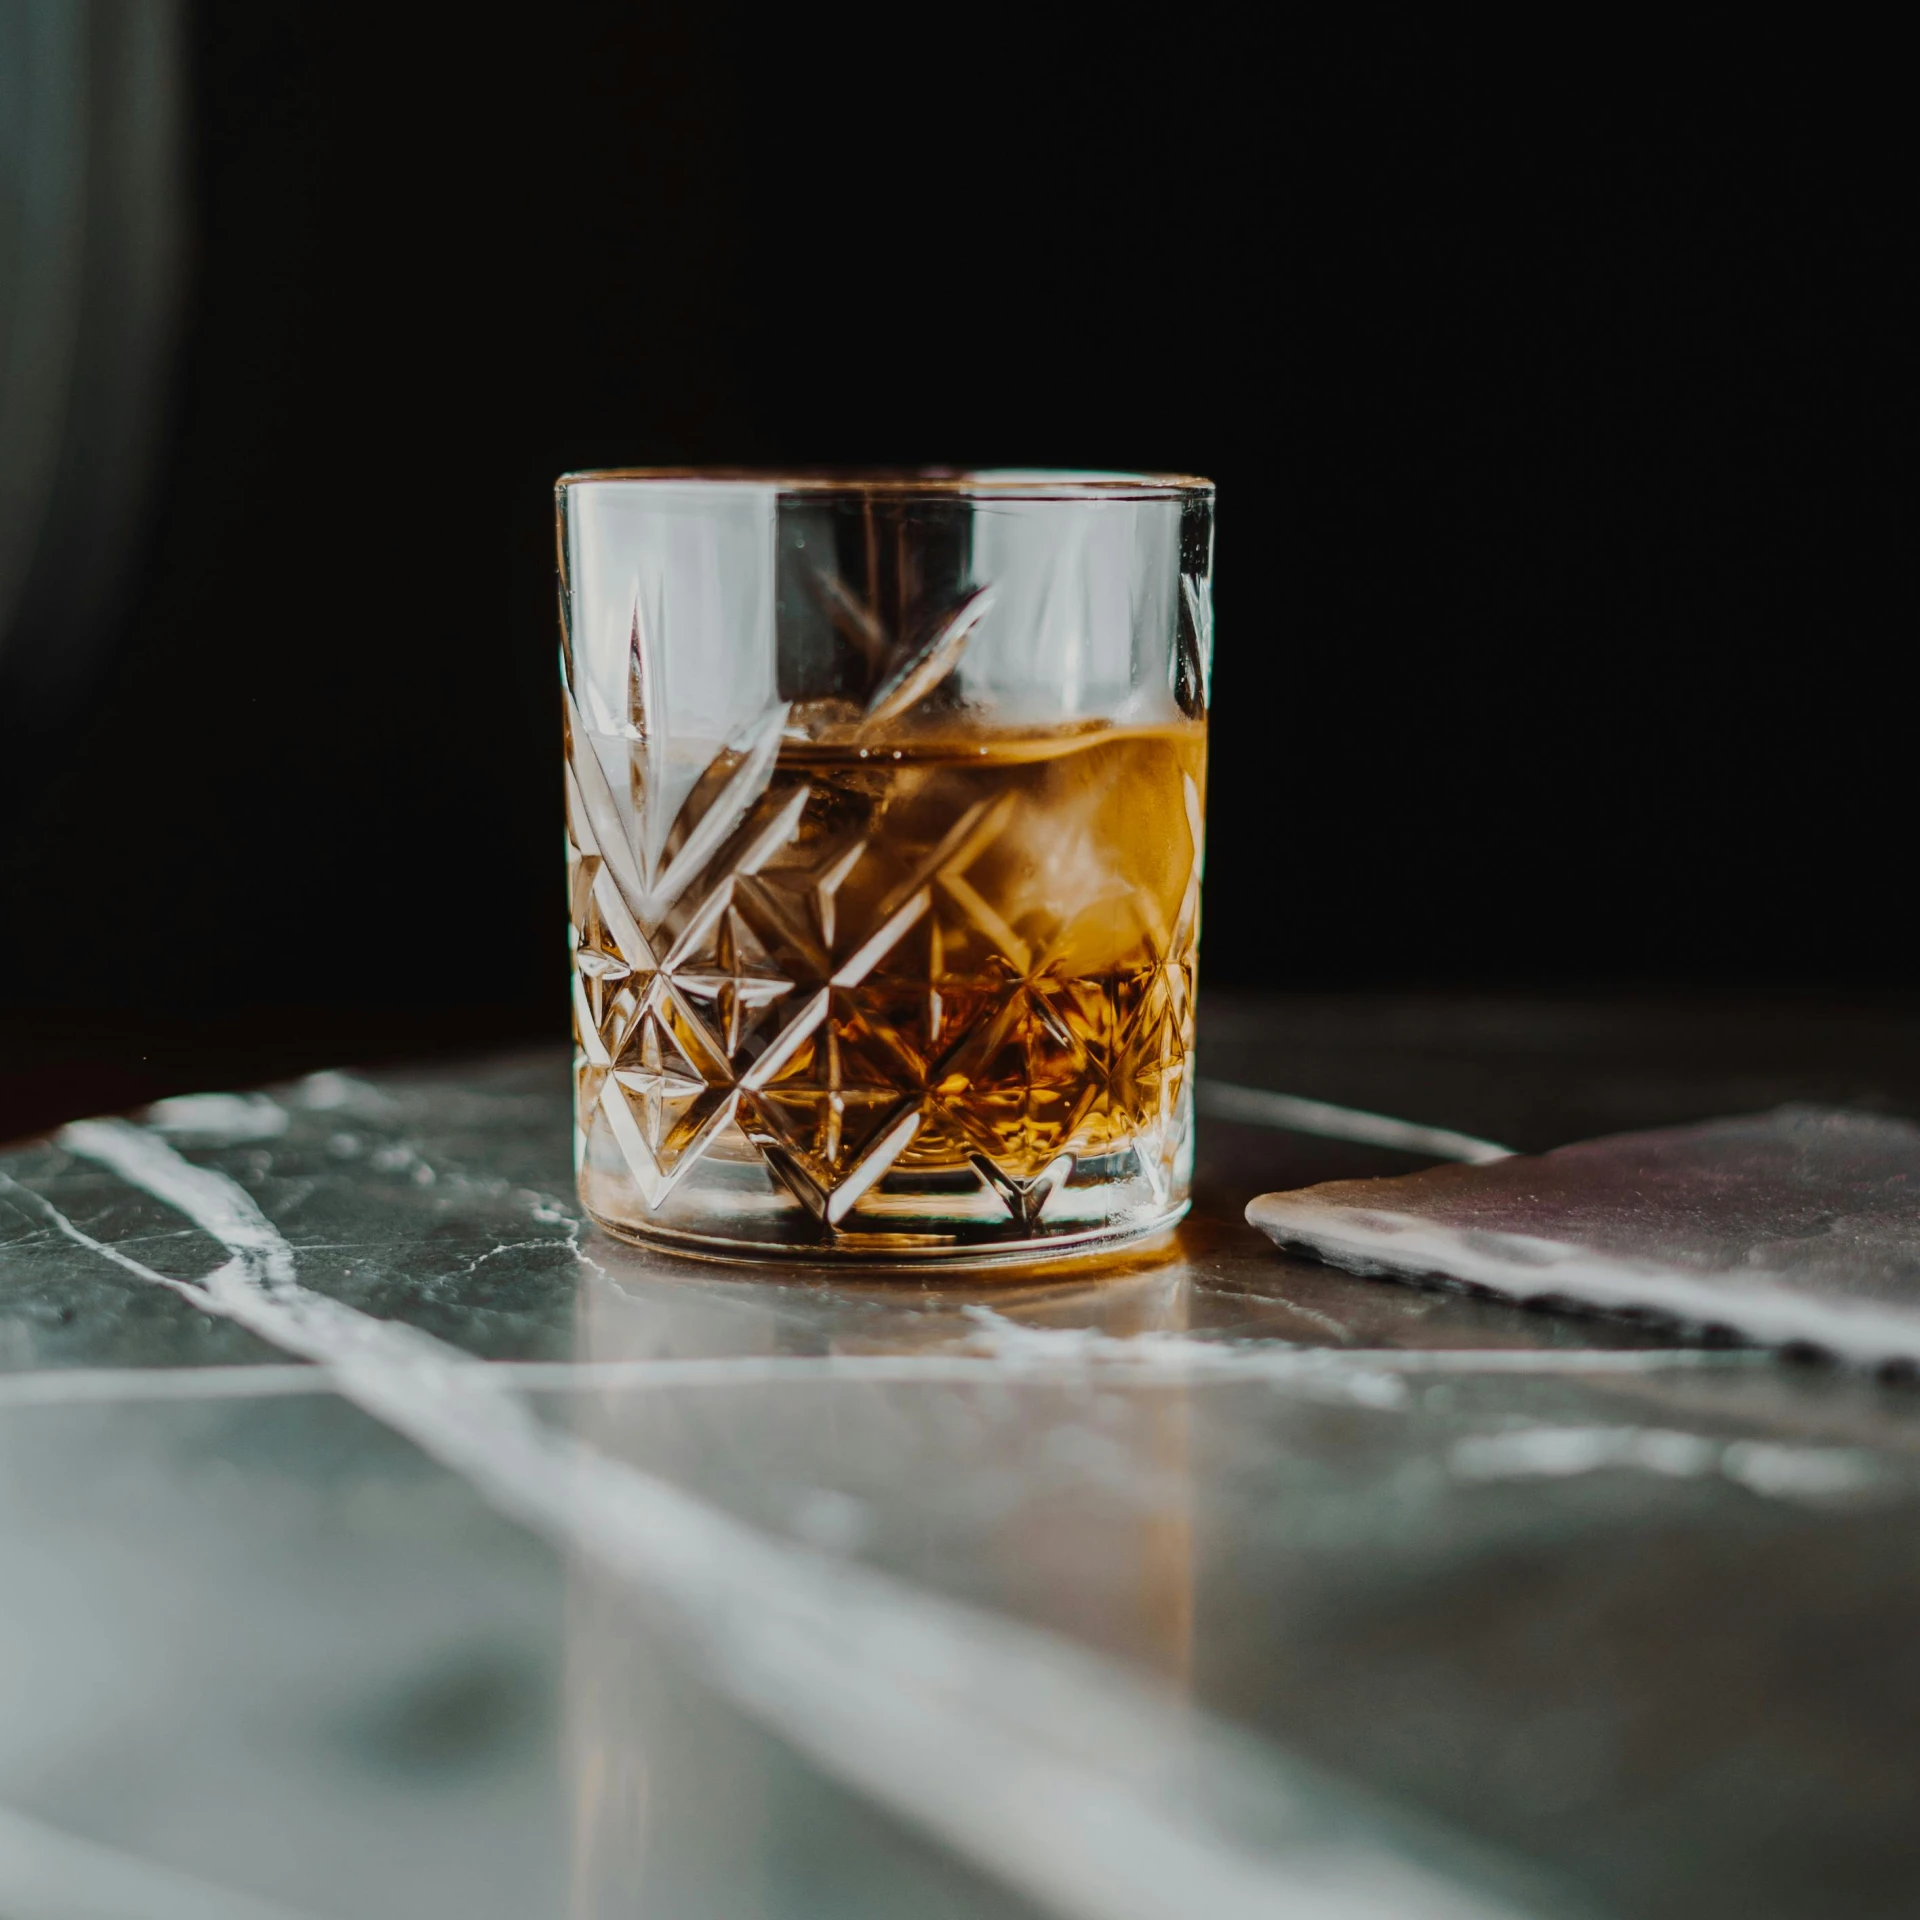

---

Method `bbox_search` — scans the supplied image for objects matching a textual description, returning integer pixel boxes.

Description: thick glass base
[582,1202,1191,1271]
[576,1114,1192,1269]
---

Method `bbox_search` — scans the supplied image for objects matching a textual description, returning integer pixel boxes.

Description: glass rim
[555,466,1213,502]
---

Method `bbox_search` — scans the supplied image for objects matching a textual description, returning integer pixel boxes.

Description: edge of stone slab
[1246,1189,1920,1372]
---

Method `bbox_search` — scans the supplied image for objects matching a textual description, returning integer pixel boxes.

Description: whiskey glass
[558,470,1214,1264]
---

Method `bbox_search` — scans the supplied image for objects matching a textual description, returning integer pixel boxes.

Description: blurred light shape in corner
[0,0,187,754]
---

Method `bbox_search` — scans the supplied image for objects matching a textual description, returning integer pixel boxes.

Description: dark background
[3,6,1916,1130]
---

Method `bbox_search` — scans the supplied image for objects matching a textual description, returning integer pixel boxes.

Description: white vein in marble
[1196,1080,1514,1165]
[1448,1424,1893,1504]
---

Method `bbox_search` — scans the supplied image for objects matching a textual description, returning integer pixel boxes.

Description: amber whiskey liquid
[572,718,1206,1255]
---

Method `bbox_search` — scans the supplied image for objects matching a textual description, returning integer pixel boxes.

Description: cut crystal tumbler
[559,470,1214,1263]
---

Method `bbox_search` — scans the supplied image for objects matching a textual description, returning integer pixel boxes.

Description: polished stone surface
[4,1002,1920,1919]
[1251,1105,1920,1366]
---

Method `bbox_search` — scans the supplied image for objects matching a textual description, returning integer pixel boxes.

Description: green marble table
[3,996,1920,1920]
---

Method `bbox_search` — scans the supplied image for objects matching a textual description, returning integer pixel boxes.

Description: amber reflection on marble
[560,1243,1198,1905]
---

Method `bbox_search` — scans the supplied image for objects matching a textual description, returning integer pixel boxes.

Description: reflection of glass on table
[561,1236,1199,1913]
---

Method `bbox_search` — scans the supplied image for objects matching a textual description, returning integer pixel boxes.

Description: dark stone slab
[1251,1106,1920,1365]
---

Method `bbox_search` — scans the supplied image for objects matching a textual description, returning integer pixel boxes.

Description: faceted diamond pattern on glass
[564,538,1204,1234]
